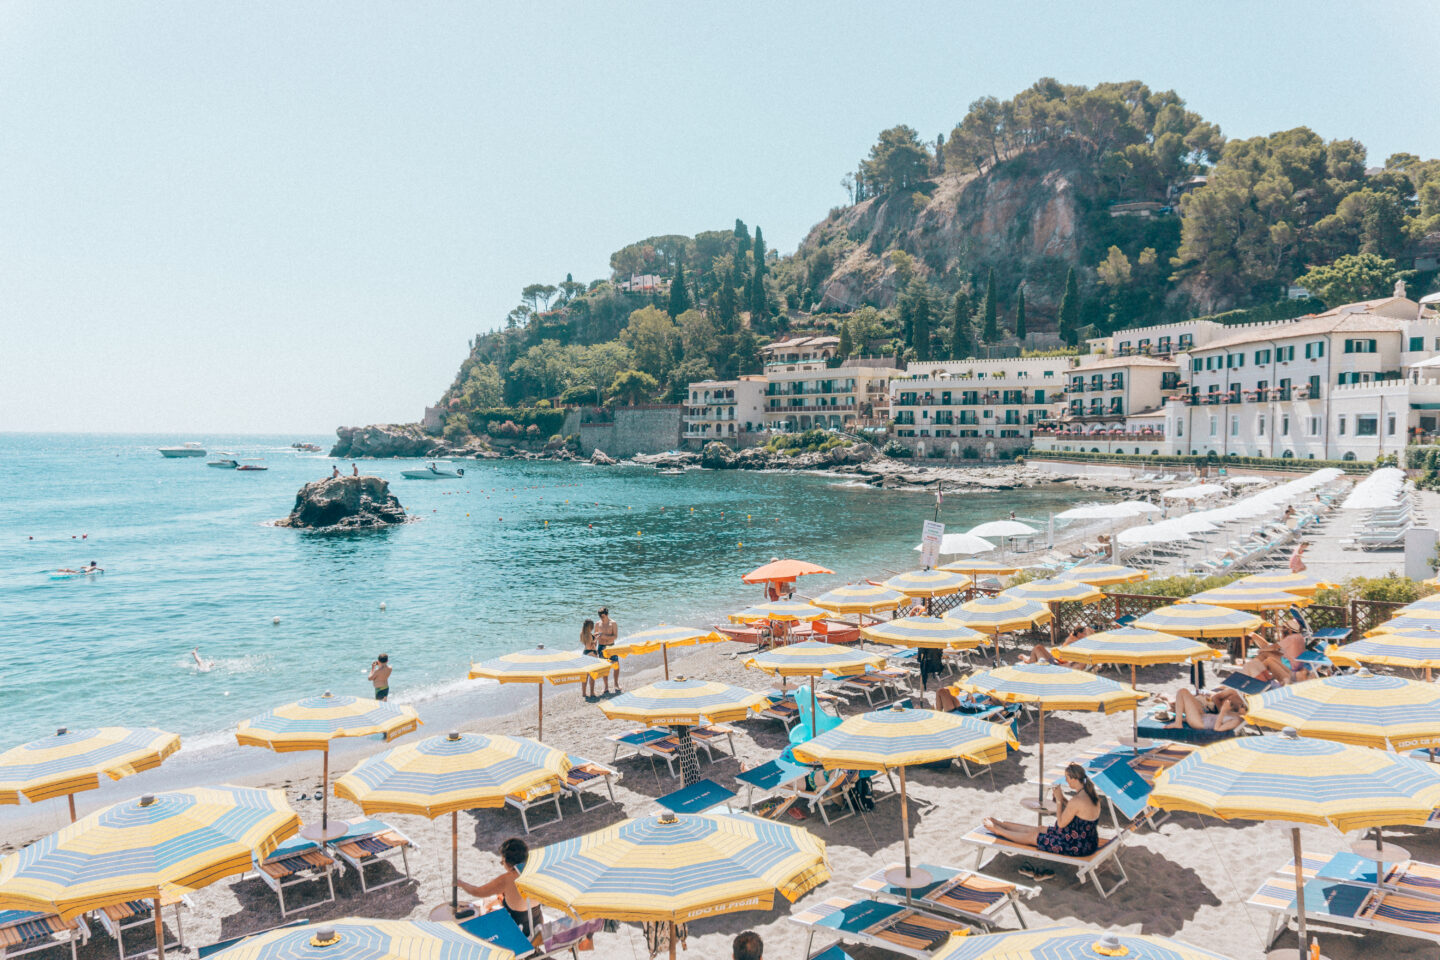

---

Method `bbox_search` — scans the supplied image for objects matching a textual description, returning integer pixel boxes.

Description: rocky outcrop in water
[276,476,409,531]
[699,440,880,471]
[590,449,617,465]
[331,424,443,459]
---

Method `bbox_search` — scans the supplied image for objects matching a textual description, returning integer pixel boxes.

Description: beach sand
[4,637,1425,960]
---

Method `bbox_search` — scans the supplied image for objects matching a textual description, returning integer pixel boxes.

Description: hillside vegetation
[435,77,1439,441]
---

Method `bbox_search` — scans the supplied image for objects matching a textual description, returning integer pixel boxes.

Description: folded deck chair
[504,780,565,833]
[561,755,619,811]
[789,895,971,959]
[960,826,1129,898]
[93,897,190,960]
[326,819,415,893]
[852,862,1037,930]
[0,911,88,960]
[656,778,736,815]
[251,834,336,917]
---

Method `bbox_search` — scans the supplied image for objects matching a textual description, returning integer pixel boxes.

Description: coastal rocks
[700,442,738,469]
[331,424,443,459]
[590,449,617,466]
[276,476,409,532]
[699,440,879,471]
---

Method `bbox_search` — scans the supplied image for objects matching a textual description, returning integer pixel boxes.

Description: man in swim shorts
[369,653,391,701]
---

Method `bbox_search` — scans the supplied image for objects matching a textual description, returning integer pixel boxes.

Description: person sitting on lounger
[982,762,1101,859]
[458,838,542,937]
[934,686,963,712]
[1021,624,1091,665]
[1239,631,1310,685]
[1163,687,1246,732]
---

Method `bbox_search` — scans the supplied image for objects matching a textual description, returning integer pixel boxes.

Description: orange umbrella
[742,558,834,585]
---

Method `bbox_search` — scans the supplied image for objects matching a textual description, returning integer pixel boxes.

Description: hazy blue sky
[4,1,1438,434]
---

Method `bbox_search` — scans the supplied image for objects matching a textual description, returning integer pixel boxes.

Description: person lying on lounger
[1160,687,1247,732]
[982,763,1101,863]
[1020,624,1092,665]
[1238,630,1311,685]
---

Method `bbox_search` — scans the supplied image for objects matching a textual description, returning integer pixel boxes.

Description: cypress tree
[838,321,854,357]
[981,267,998,343]
[949,292,973,359]
[1058,267,1081,346]
[1015,286,1027,340]
[912,292,932,361]
[716,273,737,333]
[668,263,690,317]
[749,228,768,320]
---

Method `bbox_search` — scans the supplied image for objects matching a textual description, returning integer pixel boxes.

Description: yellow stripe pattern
[954,663,1143,714]
[605,627,725,659]
[236,694,420,753]
[744,640,886,678]
[0,728,181,805]
[790,708,1017,770]
[467,648,614,685]
[599,679,769,726]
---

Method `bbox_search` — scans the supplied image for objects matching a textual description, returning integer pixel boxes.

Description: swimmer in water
[191,648,213,672]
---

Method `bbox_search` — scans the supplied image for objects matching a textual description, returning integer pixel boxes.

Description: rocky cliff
[330,424,446,459]
[275,476,409,531]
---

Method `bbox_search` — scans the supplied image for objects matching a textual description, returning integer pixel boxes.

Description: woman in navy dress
[983,762,1101,857]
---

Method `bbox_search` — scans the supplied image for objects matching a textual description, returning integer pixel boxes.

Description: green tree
[948,292,973,359]
[458,361,504,409]
[621,306,680,380]
[668,263,691,316]
[838,321,854,358]
[749,228,768,320]
[559,384,601,406]
[676,308,716,363]
[608,369,659,405]
[1295,253,1415,309]
[1014,286,1027,340]
[665,356,716,402]
[979,268,999,343]
[1096,246,1133,287]
[731,328,762,375]
[1058,267,1081,346]
[856,125,932,195]
[521,283,558,314]
[911,286,933,360]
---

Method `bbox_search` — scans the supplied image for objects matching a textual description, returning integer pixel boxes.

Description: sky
[4,1,1438,434]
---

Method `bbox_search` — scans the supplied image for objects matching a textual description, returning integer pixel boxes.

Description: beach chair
[560,755,619,811]
[534,916,605,959]
[852,862,1037,930]
[756,693,801,728]
[656,778,737,814]
[790,895,971,959]
[326,818,415,893]
[783,768,858,826]
[0,912,88,960]
[606,727,669,763]
[1134,709,1245,745]
[250,833,336,917]
[93,897,190,960]
[1248,855,1440,954]
[735,757,811,814]
[959,825,1129,898]
[636,731,724,780]
[195,920,308,959]
[690,724,737,760]
[504,779,565,833]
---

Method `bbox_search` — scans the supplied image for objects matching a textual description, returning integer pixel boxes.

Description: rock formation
[331,424,444,459]
[698,440,879,471]
[276,476,409,532]
[590,449,617,466]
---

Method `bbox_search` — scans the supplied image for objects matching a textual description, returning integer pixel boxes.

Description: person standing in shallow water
[580,619,607,697]
[596,607,620,693]
[369,653,391,701]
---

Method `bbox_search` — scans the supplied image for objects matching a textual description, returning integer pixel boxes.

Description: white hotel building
[682,376,767,444]
[888,356,1072,456]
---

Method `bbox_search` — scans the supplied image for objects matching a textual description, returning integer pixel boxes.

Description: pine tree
[948,293,973,359]
[838,321,854,358]
[980,267,998,343]
[668,263,690,317]
[1014,286,1027,340]
[1058,267,1081,346]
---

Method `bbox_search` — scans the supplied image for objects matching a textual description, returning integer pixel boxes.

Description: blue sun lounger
[790,895,971,959]
[0,911,89,960]
[1249,855,1440,953]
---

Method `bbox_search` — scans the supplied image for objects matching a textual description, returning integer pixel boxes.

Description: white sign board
[920,520,945,569]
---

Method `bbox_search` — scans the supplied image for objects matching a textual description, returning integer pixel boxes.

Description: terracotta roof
[1187,314,1408,353]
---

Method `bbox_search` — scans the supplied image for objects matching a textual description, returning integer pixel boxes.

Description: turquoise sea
[0,434,1081,750]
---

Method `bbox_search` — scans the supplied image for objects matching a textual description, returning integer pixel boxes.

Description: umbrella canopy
[1063,564,1149,586]
[1055,628,1220,667]
[604,627,725,659]
[744,640,886,678]
[937,559,1021,577]
[1161,484,1226,501]
[1150,732,1440,833]
[517,812,829,923]
[811,583,908,615]
[1235,571,1338,596]
[1131,603,1262,638]
[1118,524,1193,545]
[202,919,517,960]
[1396,595,1440,615]
[334,732,570,819]
[0,727,181,819]
[859,617,989,650]
[467,647,613,686]
[1246,672,1440,751]
[913,533,995,556]
[729,600,830,623]
[942,596,1054,633]
[1366,614,1440,635]
[966,520,1038,538]
[955,664,1143,714]
[599,679,769,726]
[1182,585,1310,611]
[883,569,970,597]
[1055,501,1162,520]
[0,786,299,921]
[1329,628,1440,670]
[237,694,420,752]
[932,926,1236,960]
[791,707,1016,771]
[742,559,833,584]
[1000,578,1104,605]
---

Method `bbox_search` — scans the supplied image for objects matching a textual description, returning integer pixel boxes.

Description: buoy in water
[272,617,281,625]
[737,542,742,549]
[379,602,386,611]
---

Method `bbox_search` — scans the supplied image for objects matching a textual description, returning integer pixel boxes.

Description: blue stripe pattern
[1160,736,1440,803]
[203,918,514,960]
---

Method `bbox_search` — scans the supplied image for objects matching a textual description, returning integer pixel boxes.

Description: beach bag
[848,775,875,813]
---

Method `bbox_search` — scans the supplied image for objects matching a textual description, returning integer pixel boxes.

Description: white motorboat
[158,442,206,458]
[207,459,238,469]
[401,462,465,479]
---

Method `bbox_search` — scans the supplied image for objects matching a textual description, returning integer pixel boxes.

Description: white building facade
[683,376,766,443]
[888,356,1072,457]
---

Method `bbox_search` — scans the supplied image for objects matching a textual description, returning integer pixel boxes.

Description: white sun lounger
[250,834,336,917]
[960,825,1130,898]
[852,862,1038,929]
[325,819,416,893]
[1248,854,1440,953]
[790,895,972,959]
[504,780,565,834]
[93,897,191,960]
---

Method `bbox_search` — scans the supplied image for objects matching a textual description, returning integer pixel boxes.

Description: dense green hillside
[437,78,1439,441]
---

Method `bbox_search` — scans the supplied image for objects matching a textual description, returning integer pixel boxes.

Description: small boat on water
[207,459,238,469]
[236,464,268,472]
[158,442,206,458]
[401,462,465,479]
[656,467,685,475]
[291,442,324,452]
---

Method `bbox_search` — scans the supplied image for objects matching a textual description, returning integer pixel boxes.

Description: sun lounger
[504,780,565,833]
[790,896,972,959]
[757,694,801,727]
[735,757,811,814]
[458,905,601,960]
[783,768,858,826]
[635,727,731,779]
[690,724,737,759]
[852,862,1037,930]
[656,778,737,814]
[195,921,309,959]
[606,727,669,762]
[1248,855,1440,953]
[1135,710,1244,745]
[93,898,190,960]
[0,912,87,960]
[833,670,908,706]
[561,755,619,811]
[804,946,856,960]
[960,825,1129,897]
[250,834,336,917]
[325,818,415,893]
[458,911,537,959]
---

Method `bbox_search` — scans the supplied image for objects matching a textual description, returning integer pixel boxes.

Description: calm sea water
[0,434,1081,747]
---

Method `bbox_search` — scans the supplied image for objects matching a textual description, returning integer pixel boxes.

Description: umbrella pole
[1036,710,1046,826]
[153,896,164,960]
[538,683,544,742]
[668,921,677,960]
[1131,664,1140,755]
[663,645,670,680]
[321,749,330,834]
[451,810,460,914]
[67,793,76,823]
[1292,826,1309,958]
[899,765,914,905]
[810,679,819,736]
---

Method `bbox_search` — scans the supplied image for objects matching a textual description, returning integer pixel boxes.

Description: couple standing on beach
[580,607,620,697]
